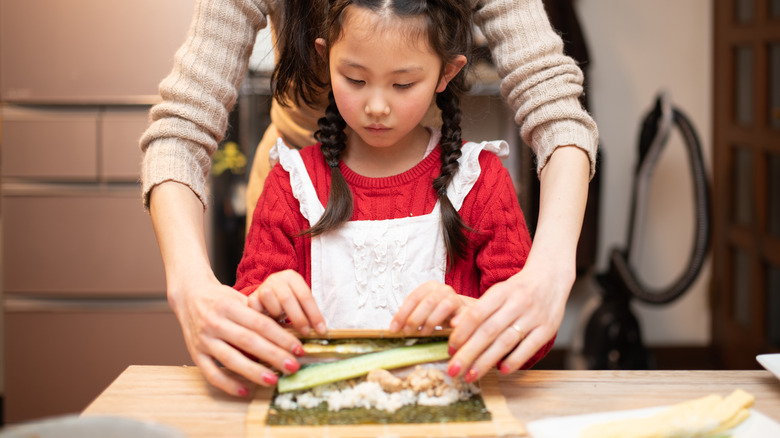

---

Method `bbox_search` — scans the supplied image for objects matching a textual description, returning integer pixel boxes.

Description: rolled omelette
[579,389,754,438]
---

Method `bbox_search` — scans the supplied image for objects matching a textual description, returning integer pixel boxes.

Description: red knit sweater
[234,143,553,367]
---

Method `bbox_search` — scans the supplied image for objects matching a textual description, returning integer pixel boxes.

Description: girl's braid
[305,91,353,237]
[316,91,348,168]
[433,86,471,268]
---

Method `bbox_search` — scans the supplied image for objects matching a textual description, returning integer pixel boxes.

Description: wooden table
[83,365,780,437]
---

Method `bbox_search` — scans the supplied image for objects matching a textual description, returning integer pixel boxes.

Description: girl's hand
[389,281,476,336]
[247,269,327,336]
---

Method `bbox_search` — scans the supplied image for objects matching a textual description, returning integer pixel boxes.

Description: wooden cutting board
[245,370,525,437]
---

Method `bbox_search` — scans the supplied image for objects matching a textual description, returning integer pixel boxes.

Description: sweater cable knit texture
[140,0,598,210]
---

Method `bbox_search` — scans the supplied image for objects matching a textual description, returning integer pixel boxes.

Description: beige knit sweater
[140,0,598,210]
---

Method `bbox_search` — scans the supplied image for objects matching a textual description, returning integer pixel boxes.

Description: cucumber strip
[278,341,449,393]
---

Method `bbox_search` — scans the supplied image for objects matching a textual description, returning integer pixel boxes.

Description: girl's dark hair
[271,0,328,107]
[290,0,474,269]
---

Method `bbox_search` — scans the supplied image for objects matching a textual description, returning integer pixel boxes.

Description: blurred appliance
[0,0,196,423]
[579,93,711,370]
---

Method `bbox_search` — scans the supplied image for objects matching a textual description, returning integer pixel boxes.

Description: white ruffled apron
[272,137,508,329]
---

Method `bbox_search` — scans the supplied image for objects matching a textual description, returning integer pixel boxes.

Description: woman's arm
[472,0,598,175]
[140,0,269,210]
[150,182,305,396]
[141,0,293,396]
[447,146,589,380]
[446,0,597,379]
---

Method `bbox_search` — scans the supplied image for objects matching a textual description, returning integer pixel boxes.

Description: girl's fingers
[247,290,265,313]
[391,282,460,335]
[406,291,460,335]
[421,297,460,334]
[257,279,301,330]
[272,281,311,335]
[390,286,428,332]
[259,270,324,336]
[401,288,442,335]
[286,273,327,335]
[256,283,284,318]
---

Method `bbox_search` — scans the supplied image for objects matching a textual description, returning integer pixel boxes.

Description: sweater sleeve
[469,152,555,369]
[473,0,599,179]
[233,164,307,296]
[140,0,272,210]
[469,153,533,294]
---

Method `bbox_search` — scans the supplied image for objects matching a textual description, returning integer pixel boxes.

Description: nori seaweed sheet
[265,392,491,426]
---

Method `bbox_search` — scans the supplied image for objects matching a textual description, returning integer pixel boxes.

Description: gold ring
[511,324,524,338]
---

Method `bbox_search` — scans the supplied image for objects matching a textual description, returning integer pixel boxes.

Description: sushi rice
[273,363,480,414]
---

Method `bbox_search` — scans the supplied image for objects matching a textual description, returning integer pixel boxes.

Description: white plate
[526,406,780,438]
[757,353,780,380]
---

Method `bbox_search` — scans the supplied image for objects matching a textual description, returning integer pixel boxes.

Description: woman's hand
[446,146,589,382]
[389,281,476,336]
[169,275,305,395]
[150,182,313,396]
[247,269,327,336]
[446,259,573,381]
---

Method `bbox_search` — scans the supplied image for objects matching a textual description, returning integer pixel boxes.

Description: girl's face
[319,7,465,151]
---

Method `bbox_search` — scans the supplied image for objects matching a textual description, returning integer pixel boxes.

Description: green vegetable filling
[278,341,450,393]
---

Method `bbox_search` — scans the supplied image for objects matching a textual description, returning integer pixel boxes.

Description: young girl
[233,0,554,384]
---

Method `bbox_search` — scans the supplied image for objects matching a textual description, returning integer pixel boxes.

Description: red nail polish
[447,362,461,377]
[292,345,305,357]
[447,345,457,356]
[465,368,478,383]
[262,372,278,385]
[237,386,250,397]
[284,359,300,373]
[500,363,511,374]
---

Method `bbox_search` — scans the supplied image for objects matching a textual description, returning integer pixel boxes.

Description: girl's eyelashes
[341,75,413,89]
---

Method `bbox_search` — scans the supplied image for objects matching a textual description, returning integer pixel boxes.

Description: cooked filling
[273,365,480,413]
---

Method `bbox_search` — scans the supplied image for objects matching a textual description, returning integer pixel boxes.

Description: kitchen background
[1,0,778,426]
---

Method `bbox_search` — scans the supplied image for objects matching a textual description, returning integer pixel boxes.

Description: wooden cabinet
[0,0,198,423]
[2,191,166,297]
[0,106,194,423]
[711,0,780,368]
[100,109,155,181]
[0,107,100,180]
[0,0,193,104]
[4,300,190,422]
